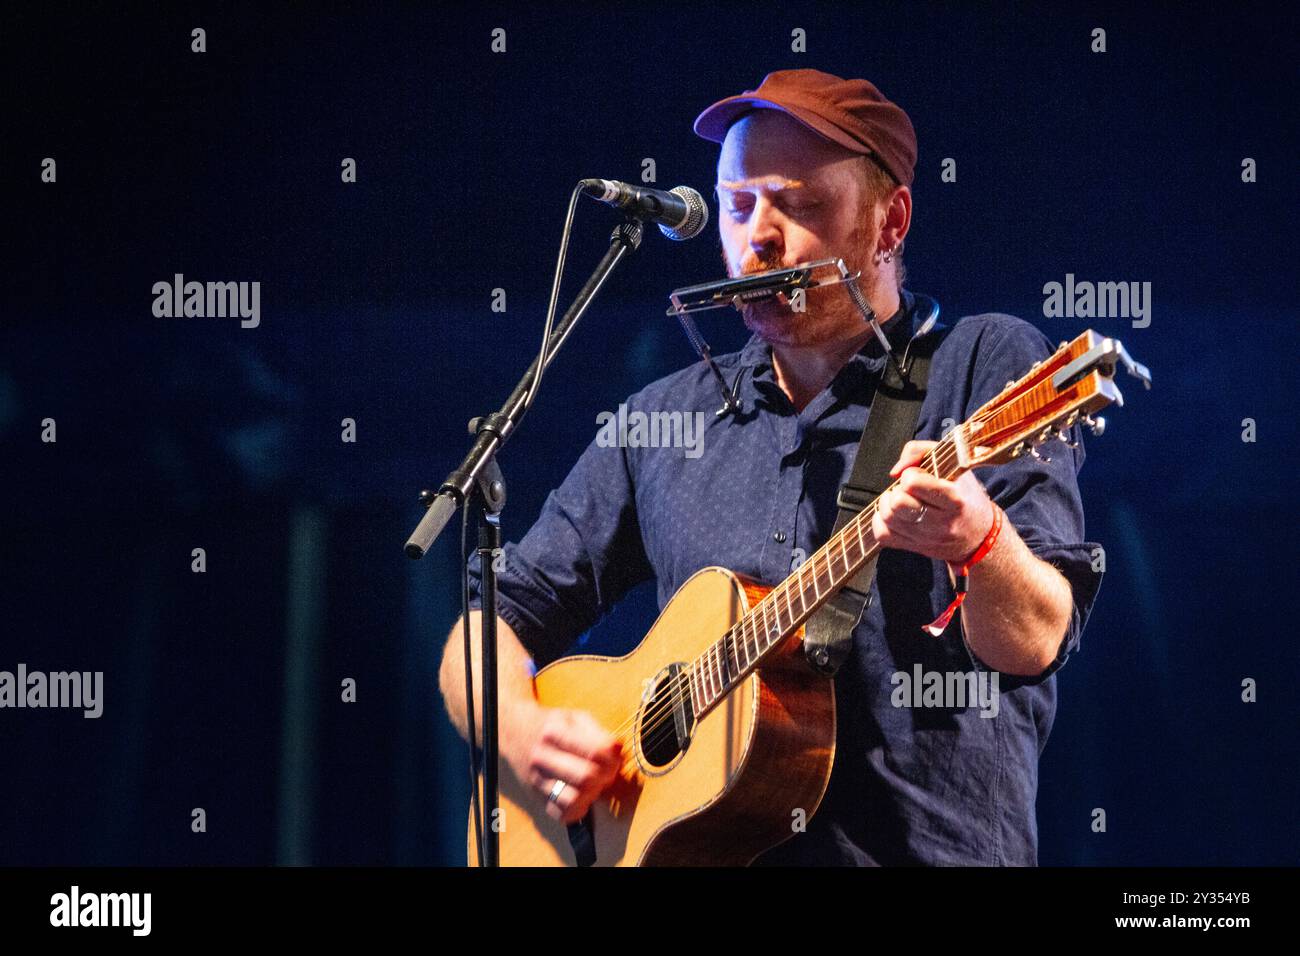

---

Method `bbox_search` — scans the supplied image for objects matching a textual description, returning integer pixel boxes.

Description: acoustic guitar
[469,328,1148,865]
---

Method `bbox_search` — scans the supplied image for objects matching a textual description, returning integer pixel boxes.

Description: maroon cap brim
[693,95,870,156]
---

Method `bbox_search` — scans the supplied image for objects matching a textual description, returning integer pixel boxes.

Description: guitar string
[615,443,962,768]
[611,385,1063,771]
[622,435,973,763]
[555,380,1058,778]
[607,396,1030,766]
[606,430,978,771]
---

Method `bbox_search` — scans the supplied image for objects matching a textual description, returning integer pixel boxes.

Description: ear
[878,184,912,250]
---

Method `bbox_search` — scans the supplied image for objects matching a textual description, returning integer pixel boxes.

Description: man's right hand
[505,703,623,825]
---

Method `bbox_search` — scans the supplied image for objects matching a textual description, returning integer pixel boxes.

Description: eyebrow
[715,176,809,194]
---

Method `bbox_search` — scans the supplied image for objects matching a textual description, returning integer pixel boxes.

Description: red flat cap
[693,68,917,187]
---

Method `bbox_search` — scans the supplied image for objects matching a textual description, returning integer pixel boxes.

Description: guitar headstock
[960,329,1151,468]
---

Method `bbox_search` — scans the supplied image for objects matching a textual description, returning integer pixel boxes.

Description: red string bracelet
[922,503,1004,637]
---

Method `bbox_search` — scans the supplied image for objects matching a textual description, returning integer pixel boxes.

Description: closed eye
[779,192,821,213]
[723,197,754,220]
[718,187,821,221]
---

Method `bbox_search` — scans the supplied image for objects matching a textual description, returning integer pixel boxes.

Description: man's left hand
[871,439,996,564]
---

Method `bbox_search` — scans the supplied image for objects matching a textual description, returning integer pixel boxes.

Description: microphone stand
[405,218,644,867]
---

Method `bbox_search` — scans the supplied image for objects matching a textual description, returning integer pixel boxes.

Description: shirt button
[773,531,787,543]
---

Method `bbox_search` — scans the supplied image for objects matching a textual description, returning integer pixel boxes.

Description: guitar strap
[803,294,938,676]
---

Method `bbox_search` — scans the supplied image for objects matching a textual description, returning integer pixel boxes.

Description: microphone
[579,179,709,241]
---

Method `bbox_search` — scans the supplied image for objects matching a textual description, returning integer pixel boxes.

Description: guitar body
[468,566,836,866]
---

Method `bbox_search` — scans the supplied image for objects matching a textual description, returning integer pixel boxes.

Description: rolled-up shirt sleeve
[956,317,1105,686]
[467,428,654,667]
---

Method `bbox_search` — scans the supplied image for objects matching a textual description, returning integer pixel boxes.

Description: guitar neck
[687,431,970,717]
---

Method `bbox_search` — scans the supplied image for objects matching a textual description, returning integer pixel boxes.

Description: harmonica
[666,258,859,316]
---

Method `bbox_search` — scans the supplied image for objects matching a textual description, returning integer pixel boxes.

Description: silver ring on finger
[913,504,928,524]
[547,779,567,804]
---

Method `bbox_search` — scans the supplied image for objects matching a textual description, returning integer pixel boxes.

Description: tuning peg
[1082,415,1106,436]
[1009,442,1026,458]
[1030,446,1051,463]
[1057,428,1078,448]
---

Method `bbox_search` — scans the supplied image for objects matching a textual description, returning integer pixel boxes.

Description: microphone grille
[660,186,710,241]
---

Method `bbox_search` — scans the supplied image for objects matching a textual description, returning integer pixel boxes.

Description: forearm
[958,518,1074,676]
[438,610,540,744]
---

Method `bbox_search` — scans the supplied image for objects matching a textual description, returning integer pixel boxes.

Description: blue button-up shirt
[469,288,1103,865]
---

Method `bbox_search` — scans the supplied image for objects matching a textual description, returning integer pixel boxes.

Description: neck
[771,285,902,411]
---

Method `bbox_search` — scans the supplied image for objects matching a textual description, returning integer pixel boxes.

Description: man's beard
[726,214,883,348]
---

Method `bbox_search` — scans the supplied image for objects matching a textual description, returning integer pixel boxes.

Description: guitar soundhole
[638,663,696,770]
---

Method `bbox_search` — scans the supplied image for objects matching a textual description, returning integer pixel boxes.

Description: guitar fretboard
[685,432,968,717]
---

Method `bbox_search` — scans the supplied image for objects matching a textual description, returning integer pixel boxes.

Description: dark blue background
[2,1,1296,865]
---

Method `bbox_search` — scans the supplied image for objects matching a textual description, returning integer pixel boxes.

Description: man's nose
[747,198,784,260]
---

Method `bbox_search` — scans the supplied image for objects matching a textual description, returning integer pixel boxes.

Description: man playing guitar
[439,69,1102,865]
